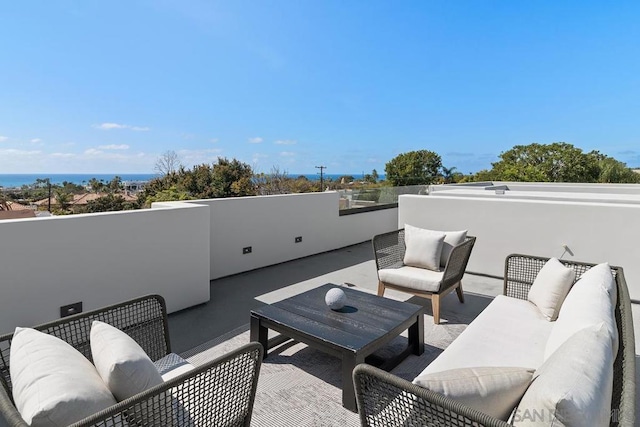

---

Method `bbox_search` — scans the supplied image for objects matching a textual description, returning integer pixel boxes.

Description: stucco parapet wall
[426,189,640,205]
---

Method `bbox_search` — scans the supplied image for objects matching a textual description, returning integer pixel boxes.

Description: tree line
[384,142,640,186]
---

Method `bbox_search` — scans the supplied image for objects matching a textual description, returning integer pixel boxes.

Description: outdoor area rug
[181,303,475,427]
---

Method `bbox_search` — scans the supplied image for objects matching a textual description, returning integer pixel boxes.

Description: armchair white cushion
[403,224,445,271]
[10,327,117,427]
[439,230,467,268]
[91,320,164,401]
[378,266,444,292]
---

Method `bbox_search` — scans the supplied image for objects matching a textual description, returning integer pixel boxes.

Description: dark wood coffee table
[250,283,425,411]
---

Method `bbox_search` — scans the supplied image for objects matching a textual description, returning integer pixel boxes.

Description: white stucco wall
[0,204,210,332]
[184,192,397,279]
[399,194,640,300]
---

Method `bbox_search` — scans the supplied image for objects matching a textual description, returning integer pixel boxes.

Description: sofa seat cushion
[418,295,554,376]
[154,353,196,382]
[379,266,444,292]
[413,366,534,421]
[10,327,117,427]
[513,324,613,426]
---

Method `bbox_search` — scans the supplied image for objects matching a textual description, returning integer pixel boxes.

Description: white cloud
[280,151,295,157]
[0,148,41,156]
[94,123,150,131]
[275,139,297,145]
[248,137,263,144]
[210,138,219,143]
[98,144,130,150]
[50,152,76,158]
[0,136,8,142]
[30,138,42,143]
[84,148,104,156]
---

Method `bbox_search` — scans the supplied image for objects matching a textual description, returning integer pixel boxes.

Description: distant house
[0,201,37,220]
[34,192,138,212]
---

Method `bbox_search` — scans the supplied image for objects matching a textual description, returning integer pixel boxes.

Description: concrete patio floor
[167,241,503,354]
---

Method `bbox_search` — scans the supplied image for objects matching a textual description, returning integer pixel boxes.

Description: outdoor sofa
[354,254,636,426]
[0,295,263,427]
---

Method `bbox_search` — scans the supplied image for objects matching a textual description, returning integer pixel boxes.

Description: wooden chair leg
[377,281,386,296]
[431,294,441,324]
[455,282,465,303]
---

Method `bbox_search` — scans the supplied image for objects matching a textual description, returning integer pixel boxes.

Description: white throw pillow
[403,224,446,271]
[544,265,618,360]
[439,230,467,268]
[10,327,117,427]
[513,324,613,426]
[413,366,534,420]
[91,320,163,401]
[527,258,576,321]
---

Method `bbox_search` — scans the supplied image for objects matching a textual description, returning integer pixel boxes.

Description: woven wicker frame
[0,295,263,427]
[372,229,476,324]
[354,254,636,427]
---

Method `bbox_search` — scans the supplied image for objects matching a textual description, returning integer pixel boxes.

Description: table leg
[342,353,365,412]
[250,315,269,359]
[408,313,424,356]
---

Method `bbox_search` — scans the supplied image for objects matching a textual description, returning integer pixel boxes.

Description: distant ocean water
[0,173,383,188]
[0,174,157,188]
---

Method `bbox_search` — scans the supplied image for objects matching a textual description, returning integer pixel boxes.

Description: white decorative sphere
[325,288,347,310]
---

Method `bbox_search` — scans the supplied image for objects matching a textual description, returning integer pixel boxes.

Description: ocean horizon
[0,173,383,189]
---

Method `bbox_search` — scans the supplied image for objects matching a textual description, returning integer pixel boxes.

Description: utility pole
[315,165,326,191]
[47,178,51,213]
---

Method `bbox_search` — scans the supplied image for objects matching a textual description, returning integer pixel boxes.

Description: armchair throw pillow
[439,230,467,268]
[527,257,575,321]
[403,224,445,271]
[10,327,117,427]
[413,366,534,421]
[90,320,163,401]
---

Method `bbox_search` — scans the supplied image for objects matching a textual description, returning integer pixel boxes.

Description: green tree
[88,178,104,193]
[83,194,138,213]
[591,153,640,183]
[108,176,123,193]
[211,157,255,197]
[441,166,458,184]
[145,186,193,204]
[490,142,600,182]
[385,150,442,186]
[54,189,72,212]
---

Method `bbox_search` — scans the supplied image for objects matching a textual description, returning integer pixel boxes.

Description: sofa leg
[377,281,385,296]
[456,282,465,303]
[431,294,441,324]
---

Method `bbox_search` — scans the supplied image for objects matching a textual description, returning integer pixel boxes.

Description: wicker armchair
[353,255,636,427]
[373,229,476,324]
[0,295,263,427]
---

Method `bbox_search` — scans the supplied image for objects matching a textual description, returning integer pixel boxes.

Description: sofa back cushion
[413,366,534,421]
[527,257,576,321]
[403,224,445,271]
[544,263,618,360]
[513,324,613,426]
[10,327,117,426]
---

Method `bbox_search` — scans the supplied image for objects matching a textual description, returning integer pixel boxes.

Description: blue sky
[1,1,639,175]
